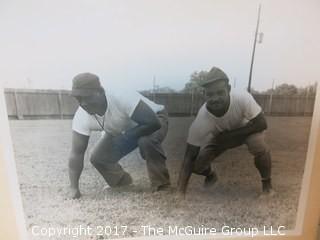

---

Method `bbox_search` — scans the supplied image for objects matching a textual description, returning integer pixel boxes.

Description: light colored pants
[90,110,170,189]
[193,131,271,180]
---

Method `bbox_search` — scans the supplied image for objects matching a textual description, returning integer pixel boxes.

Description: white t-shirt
[187,89,262,146]
[72,87,164,136]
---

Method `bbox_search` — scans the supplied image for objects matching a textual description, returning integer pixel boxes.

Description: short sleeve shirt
[72,86,164,136]
[187,89,262,146]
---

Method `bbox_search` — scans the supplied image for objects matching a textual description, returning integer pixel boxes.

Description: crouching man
[68,73,170,199]
[177,67,273,198]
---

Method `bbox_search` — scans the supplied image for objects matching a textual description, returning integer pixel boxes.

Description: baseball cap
[200,67,229,87]
[71,72,102,97]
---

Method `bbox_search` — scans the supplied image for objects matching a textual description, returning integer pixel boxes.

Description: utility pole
[248,4,262,93]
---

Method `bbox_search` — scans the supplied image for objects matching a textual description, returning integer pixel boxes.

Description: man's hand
[176,144,200,196]
[127,100,162,139]
[173,191,187,206]
[68,187,81,199]
[68,131,88,200]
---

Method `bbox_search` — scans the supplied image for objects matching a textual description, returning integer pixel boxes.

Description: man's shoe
[152,183,172,192]
[115,172,133,187]
[204,172,218,188]
[262,178,272,192]
[259,188,276,199]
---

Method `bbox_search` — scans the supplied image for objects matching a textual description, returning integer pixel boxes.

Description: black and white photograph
[1,0,320,239]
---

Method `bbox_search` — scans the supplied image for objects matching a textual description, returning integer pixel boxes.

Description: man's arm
[68,131,89,199]
[217,112,267,144]
[125,100,161,139]
[177,143,200,196]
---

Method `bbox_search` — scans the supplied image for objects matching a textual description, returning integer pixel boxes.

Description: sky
[0,0,319,92]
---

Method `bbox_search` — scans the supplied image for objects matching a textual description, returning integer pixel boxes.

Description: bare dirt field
[9,116,312,239]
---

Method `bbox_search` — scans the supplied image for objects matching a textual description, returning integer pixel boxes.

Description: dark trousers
[90,110,170,189]
[193,131,272,181]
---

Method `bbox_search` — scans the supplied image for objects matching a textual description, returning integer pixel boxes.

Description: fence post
[57,90,63,119]
[268,93,273,115]
[190,89,194,116]
[13,89,23,120]
[268,79,275,115]
[304,86,310,116]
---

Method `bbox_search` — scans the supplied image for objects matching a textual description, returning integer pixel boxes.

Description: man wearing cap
[68,72,170,199]
[177,67,273,198]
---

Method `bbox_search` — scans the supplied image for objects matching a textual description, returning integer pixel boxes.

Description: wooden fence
[4,89,315,119]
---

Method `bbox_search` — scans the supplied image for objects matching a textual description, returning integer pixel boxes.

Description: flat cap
[71,72,102,97]
[201,67,229,87]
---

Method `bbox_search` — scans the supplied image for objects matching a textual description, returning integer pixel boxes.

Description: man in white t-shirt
[177,67,273,198]
[68,72,170,199]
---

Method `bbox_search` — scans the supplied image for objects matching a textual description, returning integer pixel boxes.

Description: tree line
[141,70,317,96]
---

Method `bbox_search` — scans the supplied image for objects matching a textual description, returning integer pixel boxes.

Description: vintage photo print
[1,0,320,239]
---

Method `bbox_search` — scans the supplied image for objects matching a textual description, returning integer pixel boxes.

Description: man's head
[71,72,107,115]
[201,67,231,114]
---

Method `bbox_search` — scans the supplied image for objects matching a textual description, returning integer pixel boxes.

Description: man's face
[204,80,231,113]
[75,91,106,115]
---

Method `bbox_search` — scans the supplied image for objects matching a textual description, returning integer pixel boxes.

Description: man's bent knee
[249,147,269,158]
[138,136,153,149]
[90,152,102,167]
[246,133,269,157]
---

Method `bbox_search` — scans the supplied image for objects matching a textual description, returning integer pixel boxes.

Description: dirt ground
[9,116,312,239]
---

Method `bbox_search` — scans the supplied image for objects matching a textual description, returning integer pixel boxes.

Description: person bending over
[68,73,170,199]
[177,67,273,198]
